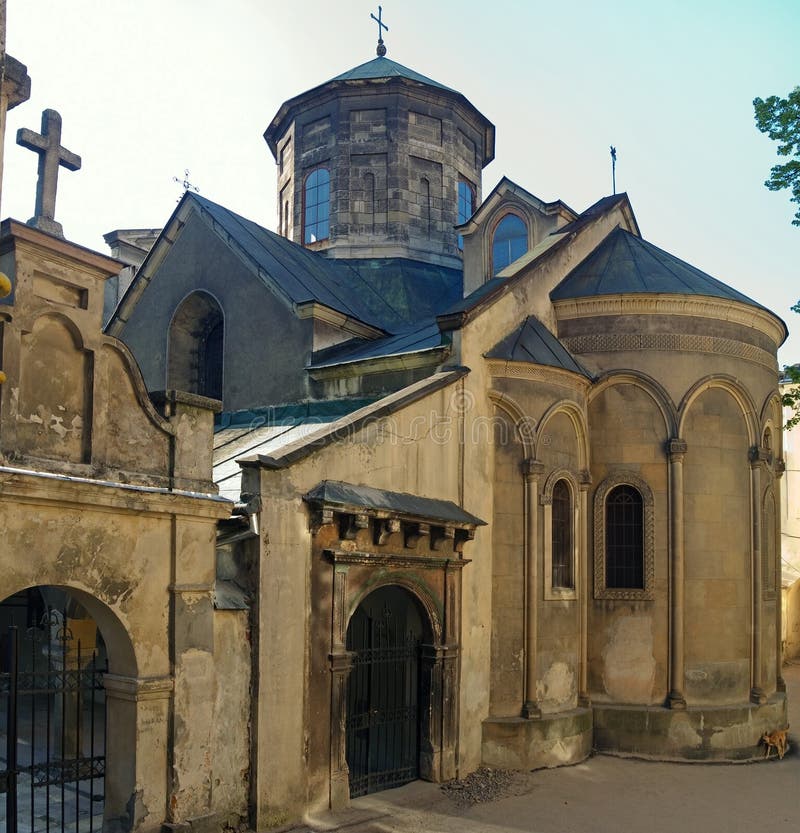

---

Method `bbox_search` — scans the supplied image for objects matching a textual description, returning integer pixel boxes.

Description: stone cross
[370,6,388,56]
[16,109,81,238]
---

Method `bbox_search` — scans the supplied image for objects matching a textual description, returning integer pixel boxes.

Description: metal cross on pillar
[370,5,388,56]
[16,108,81,238]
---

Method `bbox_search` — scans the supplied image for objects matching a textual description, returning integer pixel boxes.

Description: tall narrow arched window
[551,479,573,589]
[457,177,475,250]
[168,291,224,401]
[492,214,528,275]
[304,167,330,244]
[605,485,644,589]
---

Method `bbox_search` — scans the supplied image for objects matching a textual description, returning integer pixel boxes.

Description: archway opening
[0,587,120,833]
[345,585,430,798]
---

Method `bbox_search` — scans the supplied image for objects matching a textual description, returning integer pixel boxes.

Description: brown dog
[761,726,789,759]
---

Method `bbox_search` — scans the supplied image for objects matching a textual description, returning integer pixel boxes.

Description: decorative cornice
[486,359,591,389]
[554,294,786,348]
[326,549,470,569]
[561,332,777,372]
[296,301,385,339]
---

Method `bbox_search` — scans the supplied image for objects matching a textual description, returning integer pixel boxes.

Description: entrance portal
[1,588,107,833]
[345,586,425,797]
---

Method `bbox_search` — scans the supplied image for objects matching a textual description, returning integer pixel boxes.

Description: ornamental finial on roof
[370,5,388,57]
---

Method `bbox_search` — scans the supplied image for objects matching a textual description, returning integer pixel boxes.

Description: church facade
[109,47,789,828]
[1,30,789,833]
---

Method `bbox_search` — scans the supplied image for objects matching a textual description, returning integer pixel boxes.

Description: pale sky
[3,0,799,362]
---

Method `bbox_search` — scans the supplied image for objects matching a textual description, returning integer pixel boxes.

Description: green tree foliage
[754,87,800,226]
[754,90,800,427]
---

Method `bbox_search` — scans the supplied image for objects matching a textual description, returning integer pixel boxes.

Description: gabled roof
[485,316,590,377]
[456,176,578,234]
[108,193,465,338]
[184,194,398,326]
[551,226,764,308]
[438,193,639,331]
[329,56,454,91]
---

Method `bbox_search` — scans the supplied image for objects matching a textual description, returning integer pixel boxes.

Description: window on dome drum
[492,214,528,275]
[457,178,475,250]
[605,485,644,589]
[551,479,573,589]
[304,167,330,244]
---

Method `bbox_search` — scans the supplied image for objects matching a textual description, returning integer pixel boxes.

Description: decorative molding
[326,549,470,570]
[103,674,173,702]
[486,359,591,390]
[593,471,655,601]
[561,332,777,372]
[554,294,786,347]
[667,438,688,460]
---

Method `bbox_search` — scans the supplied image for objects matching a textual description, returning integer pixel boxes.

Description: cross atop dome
[370,5,388,57]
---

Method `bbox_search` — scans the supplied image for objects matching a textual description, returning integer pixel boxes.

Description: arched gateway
[0,586,135,833]
[345,585,428,797]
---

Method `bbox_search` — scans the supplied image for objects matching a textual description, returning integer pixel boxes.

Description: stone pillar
[329,565,353,809]
[103,674,172,833]
[522,459,544,719]
[578,471,591,707]
[775,458,786,692]
[667,439,687,709]
[749,445,766,704]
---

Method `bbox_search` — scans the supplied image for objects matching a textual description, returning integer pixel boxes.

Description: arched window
[303,167,330,244]
[457,178,475,250]
[551,479,573,589]
[168,291,224,400]
[492,214,528,275]
[605,485,644,589]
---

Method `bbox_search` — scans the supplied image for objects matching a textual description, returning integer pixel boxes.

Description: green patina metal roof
[328,56,455,91]
[551,226,764,308]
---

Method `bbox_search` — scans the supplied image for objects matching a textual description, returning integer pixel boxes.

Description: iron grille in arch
[1,616,107,833]
[346,599,421,798]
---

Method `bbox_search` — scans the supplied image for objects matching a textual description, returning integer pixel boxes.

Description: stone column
[749,446,766,704]
[775,458,786,692]
[103,674,173,832]
[667,439,687,709]
[578,471,591,707]
[522,459,544,719]
[329,564,354,809]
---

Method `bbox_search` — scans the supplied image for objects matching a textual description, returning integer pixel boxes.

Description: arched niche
[167,291,224,400]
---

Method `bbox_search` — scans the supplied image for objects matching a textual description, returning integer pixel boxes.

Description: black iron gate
[345,588,422,798]
[1,620,106,833]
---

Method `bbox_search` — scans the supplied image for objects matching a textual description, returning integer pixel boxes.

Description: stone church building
[0,27,791,833]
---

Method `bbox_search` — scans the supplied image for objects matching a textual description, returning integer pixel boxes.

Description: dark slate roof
[190,195,464,333]
[552,193,633,237]
[551,226,764,308]
[340,259,463,329]
[309,320,446,369]
[304,480,486,526]
[190,194,399,328]
[485,316,590,376]
[329,56,454,91]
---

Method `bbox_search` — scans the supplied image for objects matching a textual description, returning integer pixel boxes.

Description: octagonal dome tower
[264,51,495,268]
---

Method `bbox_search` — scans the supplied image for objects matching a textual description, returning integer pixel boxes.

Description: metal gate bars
[346,605,421,798]
[1,620,106,833]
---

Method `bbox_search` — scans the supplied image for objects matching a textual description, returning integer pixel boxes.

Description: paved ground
[302,662,800,833]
